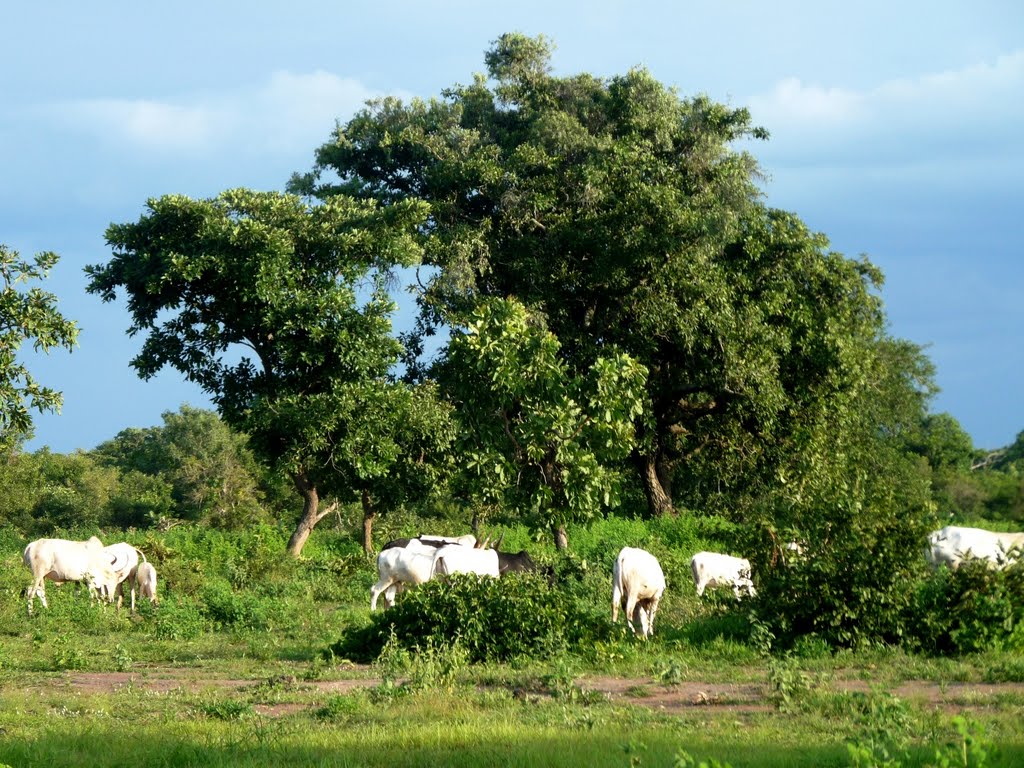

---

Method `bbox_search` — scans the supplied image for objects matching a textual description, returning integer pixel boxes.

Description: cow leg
[624,594,640,636]
[645,595,661,638]
[611,583,622,624]
[370,577,394,611]
[27,575,48,614]
[633,602,647,638]
[128,573,137,613]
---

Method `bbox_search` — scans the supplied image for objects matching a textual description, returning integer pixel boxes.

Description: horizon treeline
[1,404,1021,539]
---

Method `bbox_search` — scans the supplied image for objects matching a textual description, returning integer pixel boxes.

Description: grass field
[2,521,1023,767]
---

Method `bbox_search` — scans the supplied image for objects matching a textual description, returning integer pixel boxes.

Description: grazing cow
[370,547,437,610]
[690,551,756,599]
[23,536,117,614]
[927,526,1024,569]
[102,542,147,611]
[612,547,666,639]
[496,550,537,576]
[431,544,500,579]
[418,533,477,548]
[381,534,477,552]
[134,562,159,607]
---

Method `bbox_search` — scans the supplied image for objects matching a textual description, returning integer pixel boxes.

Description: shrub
[907,559,1024,655]
[328,572,611,663]
[153,597,208,640]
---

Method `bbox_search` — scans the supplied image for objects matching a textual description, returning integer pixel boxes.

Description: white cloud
[66,99,232,153]
[47,70,401,157]
[760,78,864,126]
[748,50,1024,166]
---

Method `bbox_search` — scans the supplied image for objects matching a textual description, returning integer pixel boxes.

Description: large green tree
[0,244,79,449]
[442,298,646,548]
[293,33,893,520]
[86,189,443,555]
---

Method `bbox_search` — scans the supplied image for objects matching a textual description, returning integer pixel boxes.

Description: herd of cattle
[369,524,1024,639]
[22,536,158,614]
[19,525,1024,637]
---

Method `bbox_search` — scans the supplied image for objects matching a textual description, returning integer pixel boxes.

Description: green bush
[153,596,208,640]
[907,559,1024,655]
[328,572,611,663]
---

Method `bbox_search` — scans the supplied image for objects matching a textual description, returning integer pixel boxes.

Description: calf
[927,526,1024,569]
[134,562,159,607]
[612,547,666,639]
[23,536,117,614]
[102,542,146,612]
[690,551,756,599]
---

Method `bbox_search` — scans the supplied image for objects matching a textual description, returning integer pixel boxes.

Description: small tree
[442,298,646,548]
[87,189,438,555]
[0,244,78,449]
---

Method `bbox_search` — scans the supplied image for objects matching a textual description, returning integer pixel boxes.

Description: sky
[2,1,1021,453]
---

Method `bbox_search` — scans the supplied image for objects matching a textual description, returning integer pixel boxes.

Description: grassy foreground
[2,521,1024,767]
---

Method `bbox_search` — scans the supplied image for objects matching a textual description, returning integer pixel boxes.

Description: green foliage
[330,572,610,663]
[766,657,817,713]
[298,35,915,529]
[50,633,87,671]
[87,188,444,554]
[674,751,734,768]
[94,405,275,529]
[907,559,1024,655]
[844,691,914,768]
[443,297,646,538]
[928,716,995,768]
[0,244,78,451]
[747,337,938,648]
[15,449,118,533]
[374,630,470,694]
[198,699,254,721]
[152,597,208,641]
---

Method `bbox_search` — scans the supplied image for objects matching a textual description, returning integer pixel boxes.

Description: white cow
[927,526,1024,569]
[23,536,117,614]
[690,551,756,599]
[134,562,159,607]
[611,547,666,639]
[430,544,500,579]
[103,542,147,611]
[370,547,437,610]
[418,534,477,548]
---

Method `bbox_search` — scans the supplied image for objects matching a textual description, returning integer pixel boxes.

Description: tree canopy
[441,297,646,547]
[293,32,915,524]
[0,244,78,450]
[86,189,447,555]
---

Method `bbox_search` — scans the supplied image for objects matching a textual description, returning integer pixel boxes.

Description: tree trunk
[552,523,569,551]
[286,472,326,557]
[361,489,376,555]
[637,451,674,517]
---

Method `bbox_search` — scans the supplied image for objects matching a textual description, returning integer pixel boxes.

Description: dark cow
[496,550,537,576]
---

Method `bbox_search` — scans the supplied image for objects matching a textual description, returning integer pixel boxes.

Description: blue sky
[2,1,1021,452]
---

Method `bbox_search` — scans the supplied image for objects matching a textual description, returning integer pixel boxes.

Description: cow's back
[24,537,104,581]
[615,547,665,598]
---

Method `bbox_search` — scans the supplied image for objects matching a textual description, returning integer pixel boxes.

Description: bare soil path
[58,667,1024,718]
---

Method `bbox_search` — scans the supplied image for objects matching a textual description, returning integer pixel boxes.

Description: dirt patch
[57,668,1024,717]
